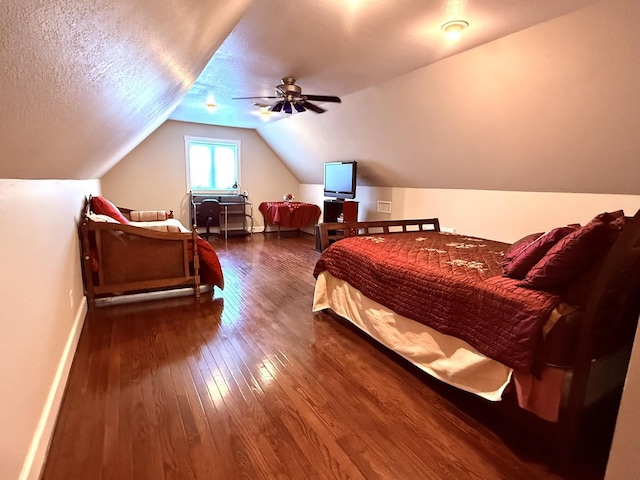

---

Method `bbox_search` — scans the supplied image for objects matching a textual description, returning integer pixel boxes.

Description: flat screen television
[323,161,357,200]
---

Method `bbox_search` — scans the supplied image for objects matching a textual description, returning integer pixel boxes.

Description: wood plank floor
[42,233,613,480]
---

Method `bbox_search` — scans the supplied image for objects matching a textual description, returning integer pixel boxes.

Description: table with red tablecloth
[259,201,321,235]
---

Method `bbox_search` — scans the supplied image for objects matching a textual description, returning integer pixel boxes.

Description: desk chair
[197,199,221,240]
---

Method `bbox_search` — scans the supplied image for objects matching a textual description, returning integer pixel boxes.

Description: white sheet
[313,270,513,401]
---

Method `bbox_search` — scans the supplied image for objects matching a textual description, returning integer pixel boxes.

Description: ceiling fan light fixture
[232,77,341,117]
[441,20,468,40]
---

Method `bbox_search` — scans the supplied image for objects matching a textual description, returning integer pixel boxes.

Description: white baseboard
[20,297,88,480]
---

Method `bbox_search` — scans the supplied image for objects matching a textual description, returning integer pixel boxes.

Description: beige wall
[300,184,640,242]
[395,189,640,242]
[0,179,98,480]
[101,120,299,229]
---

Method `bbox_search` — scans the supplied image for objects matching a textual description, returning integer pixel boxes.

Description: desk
[259,201,321,237]
[191,193,253,239]
[220,201,253,239]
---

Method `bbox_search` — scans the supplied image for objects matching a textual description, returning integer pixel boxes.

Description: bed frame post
[191,225,201,300]
[79,197,96,312]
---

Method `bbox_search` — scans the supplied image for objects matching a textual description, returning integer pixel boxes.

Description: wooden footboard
[317,218,440,251]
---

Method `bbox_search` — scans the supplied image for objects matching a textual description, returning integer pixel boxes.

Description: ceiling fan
[232,77,341,114]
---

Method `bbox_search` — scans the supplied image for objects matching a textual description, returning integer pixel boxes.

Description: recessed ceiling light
[441,20,469,40]
[205,96,217,112]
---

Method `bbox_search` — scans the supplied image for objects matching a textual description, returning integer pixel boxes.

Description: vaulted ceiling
[170,0,599,130]
[2,0,639,195]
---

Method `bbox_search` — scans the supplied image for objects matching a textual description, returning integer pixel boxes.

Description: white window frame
[184,135,241,194]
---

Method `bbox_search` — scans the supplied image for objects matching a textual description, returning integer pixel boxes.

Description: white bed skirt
[313,271,513,401]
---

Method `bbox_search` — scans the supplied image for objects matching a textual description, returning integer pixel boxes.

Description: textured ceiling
[170,0,599,129]
[0,0,252,179]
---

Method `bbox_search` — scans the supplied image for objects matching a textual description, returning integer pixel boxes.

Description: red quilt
[192,237,224,290]
[313,232,561,372]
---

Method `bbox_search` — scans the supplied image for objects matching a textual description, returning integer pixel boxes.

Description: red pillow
[519,210,624,290]
[503,225,580,279]
[90,196,130,224]
[501,232,543,268]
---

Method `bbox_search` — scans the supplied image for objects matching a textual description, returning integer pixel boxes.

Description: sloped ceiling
[0,0,253,179]
[168,0,639,196]
[3,0,638,196]
[254,0,640,195]
[171,0,599,129]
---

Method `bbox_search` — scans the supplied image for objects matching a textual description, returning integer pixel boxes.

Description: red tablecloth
[259,202,321,228]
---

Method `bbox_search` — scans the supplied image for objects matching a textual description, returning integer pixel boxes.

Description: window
[185,136,241,193]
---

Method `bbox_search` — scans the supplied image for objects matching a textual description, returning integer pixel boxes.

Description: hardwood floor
[42,233,612,479]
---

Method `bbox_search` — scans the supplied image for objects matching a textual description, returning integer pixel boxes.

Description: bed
[313,211,640,453]
[80,195,224,308]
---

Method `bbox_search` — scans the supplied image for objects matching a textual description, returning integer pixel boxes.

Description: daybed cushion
[90,196,131,224]
[519,210,625,290]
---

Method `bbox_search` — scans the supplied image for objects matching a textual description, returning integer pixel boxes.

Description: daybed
[313,211,640,454]
[80,195,224,308]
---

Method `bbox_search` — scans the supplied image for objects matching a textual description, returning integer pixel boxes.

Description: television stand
[315,200,359,251]
[323,199,358,223]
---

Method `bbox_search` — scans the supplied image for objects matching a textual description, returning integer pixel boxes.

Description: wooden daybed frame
[316,212,640,455]
[79,197,202,309]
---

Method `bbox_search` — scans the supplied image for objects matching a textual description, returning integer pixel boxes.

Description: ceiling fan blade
[304,95,341,103]
[293,102,306,113]
[232,96,279,100]
[283,101,293,114]
[271,101,284,112]
[300,101,326,114]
